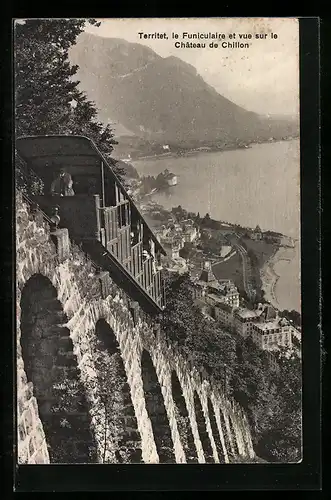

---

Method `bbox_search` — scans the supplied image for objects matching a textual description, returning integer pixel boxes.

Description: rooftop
[208,295,233,312]
[194,298,209,309]
[199,267,217,283]
[254,321,281,331]
[254,316,290,331]
[235,308,258,319]
[16,135,166,315]
[218,283,238,295]
[207,293,227,304]
[207,281,222,291]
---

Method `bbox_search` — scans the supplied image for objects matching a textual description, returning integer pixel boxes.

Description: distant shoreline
[129,136,299,163]
[138,197,295,242]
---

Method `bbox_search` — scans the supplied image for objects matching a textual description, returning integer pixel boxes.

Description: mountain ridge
[69,32,299,147]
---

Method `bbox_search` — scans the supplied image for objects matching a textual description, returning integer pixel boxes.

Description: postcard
[14,17,303,467]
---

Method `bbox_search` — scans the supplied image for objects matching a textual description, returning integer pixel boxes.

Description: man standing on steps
[51,167,75,196]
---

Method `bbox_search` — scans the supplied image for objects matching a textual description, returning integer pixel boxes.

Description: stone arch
[219,408,232,460]
[233,416,247,457]
[19,274,98,463]
[171,371,198,463]
[141,349,176,463]
[227,413,240,457]
[207,398,225,463]
[94,319,142,463]
[193,391,214,463]
[239,420,251,457]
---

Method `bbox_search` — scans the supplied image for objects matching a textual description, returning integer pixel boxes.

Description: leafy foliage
[280,309,301,328]
[14,19,124,181]
[161,271,302,463]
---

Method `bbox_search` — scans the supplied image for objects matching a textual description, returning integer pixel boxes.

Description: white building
[181,220,199,243]
[213,299,234,329]
[251,224,263,241]
[289,325,301,343]
[234,303,293,351]
[182,225,198,243]
[233,308,259,338]
[193,262,239,309]
[252,315,293,351]
[217,279,240,308]
[162,239,183,260]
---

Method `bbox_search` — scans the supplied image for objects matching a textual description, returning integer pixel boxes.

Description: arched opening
[207,399,225,463]
[228,414,240,457]
[193,391,214,463]
[94,319,142,463]
[236,418,249,457]
[219,409,233,460]
[171,371,198,463]
[19,274,98,463]
[141,350,176,463]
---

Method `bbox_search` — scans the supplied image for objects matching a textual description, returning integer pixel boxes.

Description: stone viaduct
[16,191,256,464]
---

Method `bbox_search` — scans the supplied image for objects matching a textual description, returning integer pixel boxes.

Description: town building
[289,324,301,343]
[233,308,259,338]
[192,262,239,323]
[181,220,200,243]
[191,261,296,359]
[217,279,240,308]
[251,224,263,241]
[154,225,171,241]
[233,303,292,351]
[155,218,199,261]
[212,299,234,329]
[159,236,184,260]
[252,314,293,351]
[162,168,177,186]
[232,302,296,366]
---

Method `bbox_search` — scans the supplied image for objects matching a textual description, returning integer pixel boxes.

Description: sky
[85,17,299,117]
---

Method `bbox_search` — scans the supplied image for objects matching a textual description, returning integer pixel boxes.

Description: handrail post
[100,161,105,207]
[94,194,101,241]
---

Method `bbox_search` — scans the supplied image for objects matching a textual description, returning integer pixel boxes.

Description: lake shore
[133,140,300,311]
[138,198,294,306]
[261,245,297,309]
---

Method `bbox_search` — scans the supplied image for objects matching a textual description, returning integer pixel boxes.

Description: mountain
[69,33,299,148]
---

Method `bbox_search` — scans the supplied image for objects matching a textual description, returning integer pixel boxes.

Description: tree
[14,19,123,181]
[280,309,301,328]
[179,244,193,260]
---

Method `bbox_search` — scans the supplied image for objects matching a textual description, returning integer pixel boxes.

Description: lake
[132,140,301,312]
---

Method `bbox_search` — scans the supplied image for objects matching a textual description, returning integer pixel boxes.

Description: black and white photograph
[15,17,302,465]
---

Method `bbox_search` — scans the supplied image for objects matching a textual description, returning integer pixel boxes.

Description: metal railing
[99,203,164,308]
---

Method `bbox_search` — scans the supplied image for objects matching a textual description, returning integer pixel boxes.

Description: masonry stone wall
[16,192,256,464]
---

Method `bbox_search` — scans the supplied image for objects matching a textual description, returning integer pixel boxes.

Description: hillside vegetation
[161,271,302,463]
